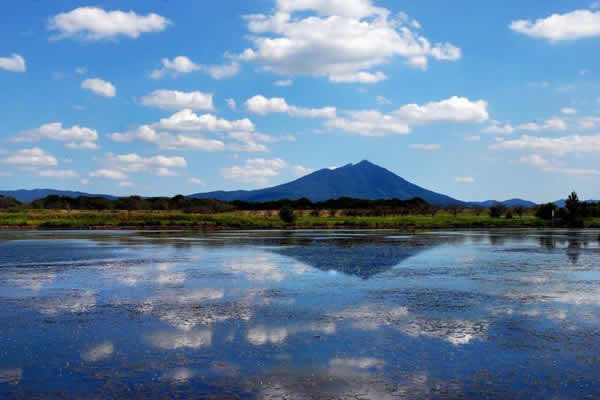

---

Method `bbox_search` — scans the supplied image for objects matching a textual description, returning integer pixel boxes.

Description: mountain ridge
[1,161,543,207]
[192,160,463,206]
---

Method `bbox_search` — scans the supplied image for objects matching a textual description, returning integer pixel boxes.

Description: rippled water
[1,229,600,399]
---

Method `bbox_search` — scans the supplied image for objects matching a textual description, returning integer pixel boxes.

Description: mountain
[0,189,117,203]
[469,198,537,208]
[191,160,465,206]
[554,199,600,207]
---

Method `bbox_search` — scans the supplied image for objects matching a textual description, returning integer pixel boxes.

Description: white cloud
[37,169,78,179]
[110,124,226,152]
[518,117,567,132]
[75,66,87,74]
[141,90,214,111]
[49,7,170,40]
[15,122,98,150]
[2,148,57,167]
[455,176,475,183]
[236,0,460,82]
[395,96,489,123]
[491,134,600,154]
[189,177,205,185]
[81,78,116,97]
[151,57,239,80]
[274,79,293,87]
[90,168,128,180]
[465,135,481,141]
[520,154,600,175]
[119,181,134,187]
[329,96,488,136]
[157,109,255,132]
[510,9,600,42]
[376,96,392,105]
[205,62,240,79]
[484,117,567,134]
[246,95,336,118]
[151,56,200,79]
[222,158,289,185]
[94,153,187,179]
[578,116,600,130]
[0,54,26,72]
[293,165,313,177]
[561,107,577,115]
[226,98,237,110]
[329,71,387,84]
[409,143,440,150]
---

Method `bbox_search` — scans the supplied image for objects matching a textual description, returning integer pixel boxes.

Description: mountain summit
[191,160,464,205]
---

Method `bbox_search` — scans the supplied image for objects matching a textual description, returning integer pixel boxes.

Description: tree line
[0,192,597,227]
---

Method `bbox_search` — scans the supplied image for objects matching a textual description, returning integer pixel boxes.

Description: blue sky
[1,0,600,202]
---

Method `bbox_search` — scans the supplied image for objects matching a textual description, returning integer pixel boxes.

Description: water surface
[1,229,600,399]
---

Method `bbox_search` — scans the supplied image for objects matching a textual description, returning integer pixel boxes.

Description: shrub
[505,211,513,219]
[279,207,296,224]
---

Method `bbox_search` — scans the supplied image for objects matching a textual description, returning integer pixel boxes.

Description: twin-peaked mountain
[2,161,538,207]
[191,160,464,205]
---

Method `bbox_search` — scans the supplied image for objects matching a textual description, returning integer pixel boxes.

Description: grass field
[0,209,577,230]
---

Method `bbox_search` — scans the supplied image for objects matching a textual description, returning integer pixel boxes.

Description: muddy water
[1,230,600,399]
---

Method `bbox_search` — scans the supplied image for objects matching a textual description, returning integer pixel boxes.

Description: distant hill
[469,199,537,208]
[191,160,465,206]
[554,199,600,207]
[0,189,117,203]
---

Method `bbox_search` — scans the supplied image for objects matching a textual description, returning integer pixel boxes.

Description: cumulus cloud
[90,168,128,180]
[409,144,440,150]
[517,117,567,132]
[246,95,336,118]
[2,147,57,167]
[109,109,293,153]
[150,56,200,79]
[561,107,577,115]
[520,154,600,175]
[49,7,170,40]
[484,117,567,135]
[578,117,600,130]
[15,122,98,150]
[205,62,240,79]
[103,153,188,178]
[150,56,240,79]
[491,134,600,155]
[110,124,226,152]
[329,71,387,84]
[236,0,461,82]
[510,9,600,42]
[328,96,488,136]
[222,158,289,185]
[81,78,116,97]
[156,109,255,132]
[0,54,26,72]
[141,90,214,111]
[226,98,237,110]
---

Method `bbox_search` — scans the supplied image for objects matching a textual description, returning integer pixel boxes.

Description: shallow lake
[1,229,600,399]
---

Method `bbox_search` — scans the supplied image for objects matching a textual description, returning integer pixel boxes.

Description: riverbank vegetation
[0,192,597,230]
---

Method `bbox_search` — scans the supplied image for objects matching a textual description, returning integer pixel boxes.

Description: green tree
[565,191,583,227]
[489,203,507,218]
[279,206,296,224]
